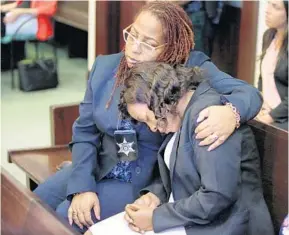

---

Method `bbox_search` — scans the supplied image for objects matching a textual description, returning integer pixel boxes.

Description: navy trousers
[34,165,136,234]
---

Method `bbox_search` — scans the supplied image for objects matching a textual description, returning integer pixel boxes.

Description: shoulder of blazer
[95,52,124,71]
[186,50,211,67]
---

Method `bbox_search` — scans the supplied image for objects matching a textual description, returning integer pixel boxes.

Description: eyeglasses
[123,24,166,53]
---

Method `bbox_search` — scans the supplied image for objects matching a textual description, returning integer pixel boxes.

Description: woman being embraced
[121,62,274,235]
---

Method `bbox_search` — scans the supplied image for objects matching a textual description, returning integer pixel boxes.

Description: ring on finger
[211,133,219,141]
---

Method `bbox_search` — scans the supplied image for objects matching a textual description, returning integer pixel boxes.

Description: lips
[126,56,139,66]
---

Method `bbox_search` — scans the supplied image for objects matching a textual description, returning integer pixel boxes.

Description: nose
[131,40,141,54]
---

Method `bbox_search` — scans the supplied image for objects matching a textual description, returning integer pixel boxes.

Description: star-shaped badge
[117,138,135,156]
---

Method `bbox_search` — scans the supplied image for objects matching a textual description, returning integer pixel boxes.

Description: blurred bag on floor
[17,42,58,92]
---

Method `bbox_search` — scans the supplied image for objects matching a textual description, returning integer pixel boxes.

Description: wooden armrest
[1,167,79,235]
[50,103,79,146]
[8,145,71,184]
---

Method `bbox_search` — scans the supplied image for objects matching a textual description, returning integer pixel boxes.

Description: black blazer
[259,29,288,130]
[142,82,274,235]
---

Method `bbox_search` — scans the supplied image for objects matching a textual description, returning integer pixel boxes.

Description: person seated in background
[147,0,224,57]
[256,0,288,130]
[120,62,274,235]
[1,0,57,42]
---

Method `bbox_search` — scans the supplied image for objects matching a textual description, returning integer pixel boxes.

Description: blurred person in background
[146,0,224,57]
[256,0,288,130]
[1,0,57,42]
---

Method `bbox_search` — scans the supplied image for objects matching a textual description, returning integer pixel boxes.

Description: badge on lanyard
[114,118,138,161]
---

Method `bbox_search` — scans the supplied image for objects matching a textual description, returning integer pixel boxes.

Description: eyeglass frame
[123,24,167,53]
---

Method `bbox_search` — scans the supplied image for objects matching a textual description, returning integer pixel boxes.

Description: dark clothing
[34,50,262,233]
[184,1,223,55]
[258,29,288,130]
[142,81,274,235]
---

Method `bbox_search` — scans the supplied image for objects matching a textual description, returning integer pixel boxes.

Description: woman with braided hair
[121,62,273,235]
[33,1,262,234]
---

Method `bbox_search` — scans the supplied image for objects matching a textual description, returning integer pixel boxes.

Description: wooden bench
[248,119,288,233]
[8,104,288,234]
[1,167,80,235]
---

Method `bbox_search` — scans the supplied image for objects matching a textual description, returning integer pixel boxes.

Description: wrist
[225,103,241,129]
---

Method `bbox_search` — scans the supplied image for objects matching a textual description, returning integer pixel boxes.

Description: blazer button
[135,166,141,174]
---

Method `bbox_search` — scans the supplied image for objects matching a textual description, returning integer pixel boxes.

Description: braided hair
[107,1,195,108]
[119,62,203,122]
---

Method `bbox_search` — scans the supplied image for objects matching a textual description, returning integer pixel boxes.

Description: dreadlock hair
[106,1,195,109]
[119,62,203,124]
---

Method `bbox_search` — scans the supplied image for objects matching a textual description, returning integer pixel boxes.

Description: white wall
[88,0,96,71]
[254,0,268,87]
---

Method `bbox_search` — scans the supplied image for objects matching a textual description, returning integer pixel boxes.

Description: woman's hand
[124,193,160,233]
[134,193,160,208]
[68,192,100,230]
[255,113,274,125]
[125,204,154,233]
[255,101,274,125]
[195,105,237,151]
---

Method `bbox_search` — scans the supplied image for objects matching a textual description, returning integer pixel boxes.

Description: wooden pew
[8,104,288,234]
[248,120,288,234]
[50,103,79,145]
[1,167,80,235]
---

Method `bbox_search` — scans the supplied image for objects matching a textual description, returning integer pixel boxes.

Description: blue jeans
[34,165,136,234]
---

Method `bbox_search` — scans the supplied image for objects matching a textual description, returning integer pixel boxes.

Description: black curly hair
[119,62,203,123]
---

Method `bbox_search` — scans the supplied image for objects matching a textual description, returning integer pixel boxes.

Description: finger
[93,202,101,220]
[134,198,145,205]
[77,211,90,228]
[208,135,227,151]
[149,201,158,209]
[199,133,219,146]
[73,213,83,230]
[68,207,73,225]
[124,212,134,224]
[127,203,142,211]
[196,108,210,123]
[195,125,214,140]
[195,119,210,134]
[137,196,151,207]
[128,223,141,233]
[125,206,137,221]
[84,210,94,226]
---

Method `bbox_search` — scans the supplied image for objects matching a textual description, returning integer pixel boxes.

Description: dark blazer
[258,29,288,130]
[67,51,263,200]
[142,82,274,235]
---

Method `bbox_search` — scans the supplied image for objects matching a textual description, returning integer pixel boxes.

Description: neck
[275,27,286,49]
[176,91,194,118]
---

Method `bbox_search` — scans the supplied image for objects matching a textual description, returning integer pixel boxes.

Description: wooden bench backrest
[1,168,79,235]
[249,120,288,233]
[50,103,79,145]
